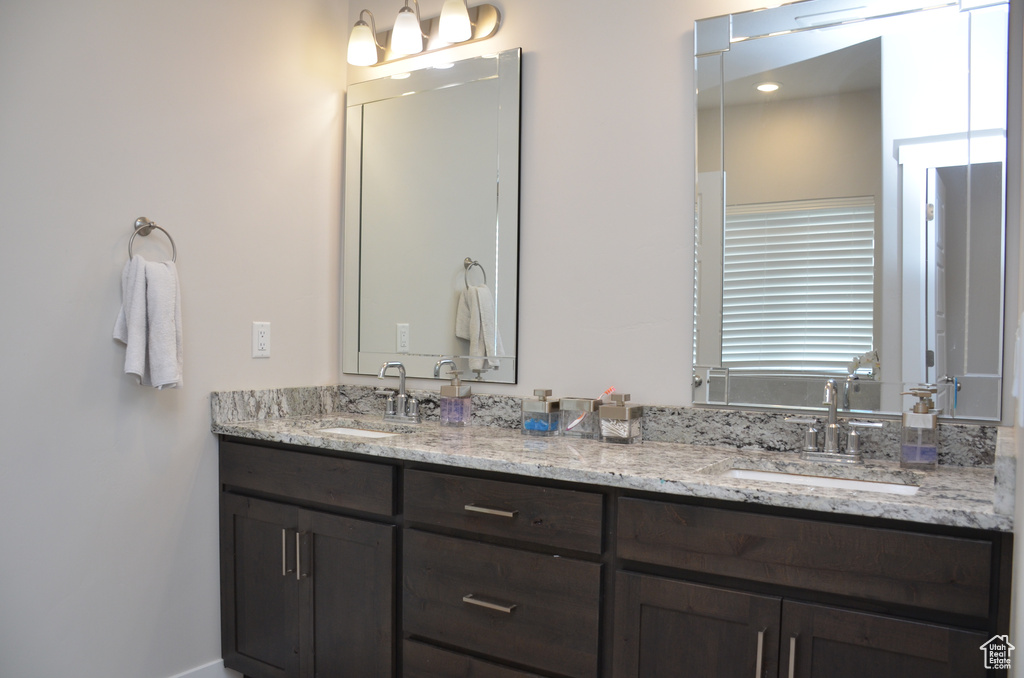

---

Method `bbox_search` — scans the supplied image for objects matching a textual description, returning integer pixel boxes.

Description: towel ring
[464,257,487,289]
[128,217,177,262]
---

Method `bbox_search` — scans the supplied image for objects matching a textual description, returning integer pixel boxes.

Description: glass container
[599,393,643,444]
[900,386,938,470]
[440,383,472,427]
[559,397,603,439]
[522,389,560,436]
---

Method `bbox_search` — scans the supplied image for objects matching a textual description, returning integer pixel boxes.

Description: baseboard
[167,659,242,678]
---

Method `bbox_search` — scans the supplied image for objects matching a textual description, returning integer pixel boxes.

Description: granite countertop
[213,412,1014,532]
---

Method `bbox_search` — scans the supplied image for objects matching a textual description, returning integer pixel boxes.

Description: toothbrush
[566,387,615,431]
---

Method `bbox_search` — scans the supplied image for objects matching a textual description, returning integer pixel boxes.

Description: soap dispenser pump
[901,385,938,470]
[435,359,472,427]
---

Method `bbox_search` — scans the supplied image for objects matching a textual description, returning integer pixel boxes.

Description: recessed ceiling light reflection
[391,72,412,80]
[756,82,781,93]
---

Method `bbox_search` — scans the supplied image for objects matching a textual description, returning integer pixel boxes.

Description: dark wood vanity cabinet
[218,440,1010,678]
[614,497,1002,678]
[219,442,396,678]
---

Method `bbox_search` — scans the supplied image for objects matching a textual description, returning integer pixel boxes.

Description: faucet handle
[785,416,819,453]
[785,416,817,426]
[846,421,883,456]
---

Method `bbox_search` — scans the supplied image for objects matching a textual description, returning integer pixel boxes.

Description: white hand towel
[113,256,183,389]
[455,287,472,342]
[454,284,503,371]
[113,255,150,384]
[145,260,183,389]
[474,284,503,369]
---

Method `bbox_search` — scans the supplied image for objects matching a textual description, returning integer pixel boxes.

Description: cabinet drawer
[617,497,992,618]
[220,441,394,516]
[403,530,601,678]
[403,640,545,678]
[404,469,603,553]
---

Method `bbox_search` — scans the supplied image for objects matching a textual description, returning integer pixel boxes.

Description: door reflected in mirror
[343,49,521,383]
[693,1,1008,420]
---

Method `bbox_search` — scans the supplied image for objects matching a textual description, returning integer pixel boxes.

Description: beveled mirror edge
[341,48,522,384]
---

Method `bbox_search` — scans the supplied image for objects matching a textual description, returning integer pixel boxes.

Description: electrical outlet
[396,323,410,353]
[252,322,271,358]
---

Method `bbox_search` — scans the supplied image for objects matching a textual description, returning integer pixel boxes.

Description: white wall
[0,1,346,676]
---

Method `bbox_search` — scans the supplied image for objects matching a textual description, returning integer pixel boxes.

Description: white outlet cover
[396,323,410,353]
[252,321,271,358]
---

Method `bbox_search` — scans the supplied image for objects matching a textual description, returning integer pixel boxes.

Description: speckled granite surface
[211,384,998,465]
[211,385,1013,532]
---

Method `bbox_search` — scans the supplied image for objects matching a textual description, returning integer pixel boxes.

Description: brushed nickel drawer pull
[464,504,518,519]
[788,635,797,678]
[295,531,302,581]
[462,594,517,614]
[755,629,764,678]
[281,529,296,577]
[282,529,288,576]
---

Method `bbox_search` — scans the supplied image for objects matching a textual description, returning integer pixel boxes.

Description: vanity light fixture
[346,2,502,67]
[439,0,473,43]
[392,0,427,56]
[756,81,781,93]
[347,10,384,67]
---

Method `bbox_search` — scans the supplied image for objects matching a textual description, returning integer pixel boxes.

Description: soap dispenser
[901,385,938,470]
[522,389,560,436]
[435,359,472,427]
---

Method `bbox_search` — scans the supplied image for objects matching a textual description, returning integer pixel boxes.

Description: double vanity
[222,0,1020,673]
[213,385,1012,678]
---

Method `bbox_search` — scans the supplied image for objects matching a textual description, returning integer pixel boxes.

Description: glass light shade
[391,7,424,56]
[347,22,379,66]
[439,0,472,43]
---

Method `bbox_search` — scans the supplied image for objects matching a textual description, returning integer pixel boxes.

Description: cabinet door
[221,494,302,678]
[302,511,395,678]
[613,572,781,678]
[780,601,988,678]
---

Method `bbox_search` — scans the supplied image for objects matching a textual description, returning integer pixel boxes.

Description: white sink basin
[724,468,919,495]
[318,427,400,439]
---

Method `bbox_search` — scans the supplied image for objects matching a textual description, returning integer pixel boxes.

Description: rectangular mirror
[343,49,521,383]
[693,0,1008,420]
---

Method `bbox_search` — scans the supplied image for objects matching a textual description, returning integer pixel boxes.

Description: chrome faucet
[843,373,856,410]
[796,378,868,464]
[378,361,420,423]
[823,378,840,454]
[433,358,456,378]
